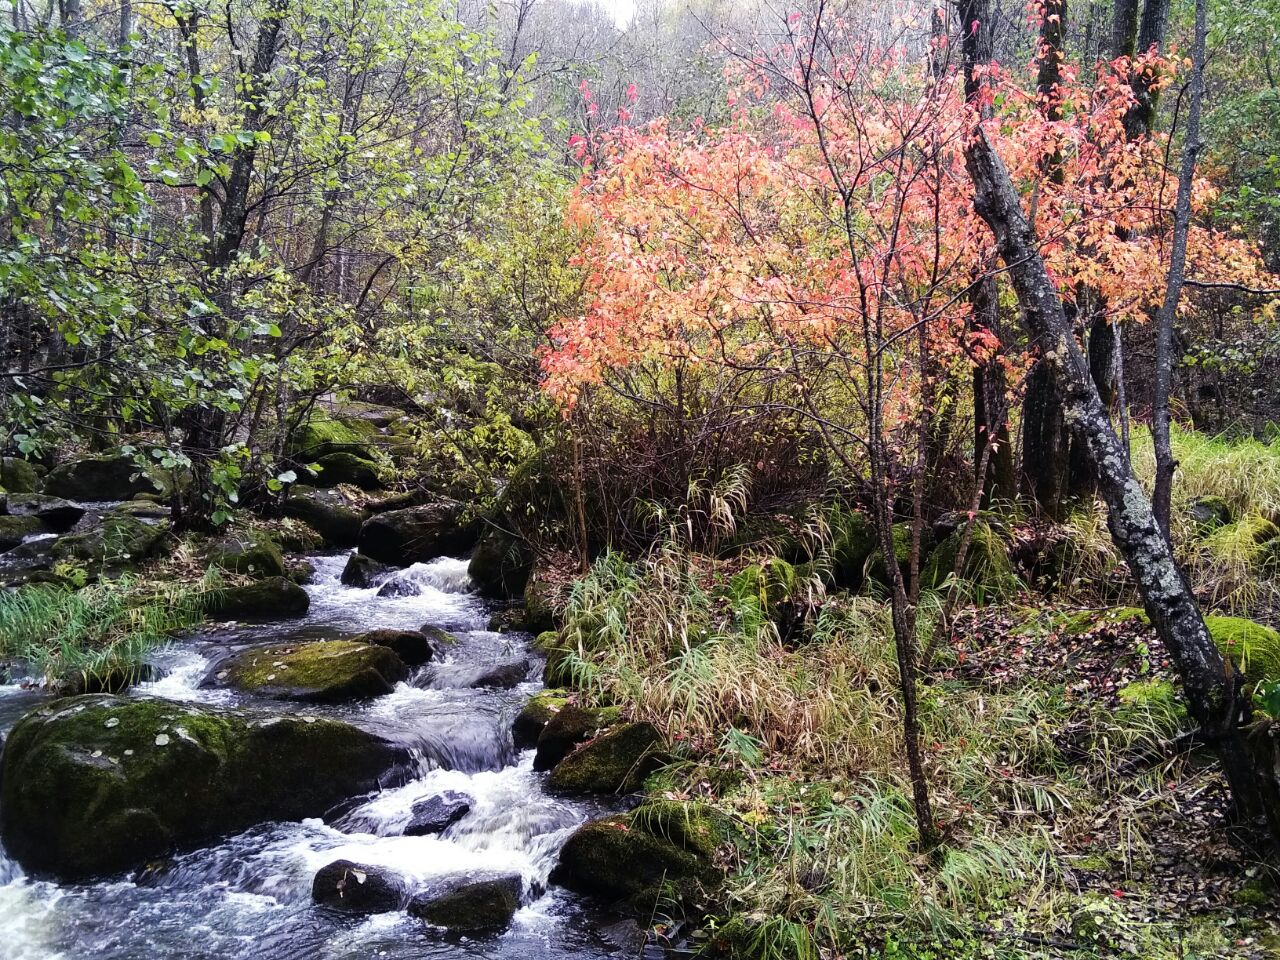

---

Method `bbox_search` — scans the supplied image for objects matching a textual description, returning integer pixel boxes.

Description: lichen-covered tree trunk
[964,128,1276,836]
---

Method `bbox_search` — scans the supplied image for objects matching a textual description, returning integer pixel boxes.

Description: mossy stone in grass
[0,694,410,878]
[409,875,523,933]
[512,689,569,748]
[0,514,45,550]
[1206,616,1280,686]
[548,721,665,794]
[203,577,310,621]
[920,519,1017,598]
[533,703,623,771]
[0,457,39,493]
[52,513,166,566]
[212,640,409,702]
[206,531,285,579]
[550,802,724,907]
[1188,495,1234,532]
[345,628,434,666]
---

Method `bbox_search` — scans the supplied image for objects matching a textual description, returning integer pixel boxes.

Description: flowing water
[0,554,630,960]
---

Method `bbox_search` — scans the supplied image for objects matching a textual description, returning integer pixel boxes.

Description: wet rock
[203,577,310,621]
[52,513,166,566]
[5,494,84,532]
[404,791,472,836]
[206,531,285,579]
[340,551,389,587]
[0,515,46,551]
[287,559,316,584]
[467,526,531,600]
[408,875,522,933]
[346,628,434,667]
[470,658,531,689]
[376,576,419,598]
[0,457,40,493]
[312,859,408,914]
[1189,495,1233,532]
[513,689,569,749]
[0,694,411,878]
[357,502,476,567]
[533,704,622,772]
[420,625,459,652]
[209,640,409,702]
[550,801,726,906]
[0,536,57,584]
[43,454,156,501]
[109,500,171,520]
[548,721,665,794]
[309,452,382,491]
[285,486,367,548]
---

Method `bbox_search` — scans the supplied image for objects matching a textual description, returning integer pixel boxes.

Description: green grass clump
[0,576,205,690]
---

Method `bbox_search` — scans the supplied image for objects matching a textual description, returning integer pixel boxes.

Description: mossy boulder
[1188,495,1233,532]
[0,514,45,551]
[309,452,382,491]
[829,505,878,589]
[43,455,156,501]
[108,500,171,520]
[206,531,285,579]
[52,513,166,566]
[284,486,367,547]
[357,502,476,566]
[920,519,1017,598]
[345,628,435,667]
[0,457,39,493]
[288,413,381,460]
[1206,616,1280,686]
[408,875,523,933]
[467,525,531,599]
[203,577,310,621]
[340,551,390,587]
[548,721,665,794]
[513,689,569,748]
[209,640,409,702]
[0,694,411,878]
[864,522,917,590]
[533,703,623,771]
[312,859,407,914]
[4,493,85,532]
[550,801,727,907]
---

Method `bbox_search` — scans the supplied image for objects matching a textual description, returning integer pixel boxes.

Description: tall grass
[0,576,206,690]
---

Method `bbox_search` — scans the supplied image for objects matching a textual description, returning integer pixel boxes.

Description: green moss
[288,413,380,460]
[0,515,45,547]
[310,452,382,490]
[920,520,1018,599]
[513,689,569,746]
[532,630,561,654]
[206,531,285,579]
[411,876,521,931]
[52,514,166,566]
[1206,616,1280,685]
[548,720,665,794]
[627,799,737,861]
[828,505,877,588]
[202,577,309,621]
[218,640,408,702]
[0,694,406,877]
[0,457,39,493]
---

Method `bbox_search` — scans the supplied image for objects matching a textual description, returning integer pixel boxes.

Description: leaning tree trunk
[964,127,1276,837]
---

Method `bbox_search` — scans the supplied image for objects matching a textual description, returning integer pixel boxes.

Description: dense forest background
[3,0,1280,954]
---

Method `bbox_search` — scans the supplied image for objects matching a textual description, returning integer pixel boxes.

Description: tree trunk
[964,127,1273,834]
[1151,0,1206,537]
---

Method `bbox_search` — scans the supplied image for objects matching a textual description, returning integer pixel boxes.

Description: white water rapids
[0,553,626,959]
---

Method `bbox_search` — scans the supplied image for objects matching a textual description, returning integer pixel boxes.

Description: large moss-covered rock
[1207,616,1280,686]
[533,703,622,771]
[43,455,156,501]
[203,577,310,621]
[0,457,39,494]
[0,514,45,551]
[467,526,531,600]
[310,452,382,491]
[312,860,407,914]
[206,531,285,579]
[284,486,368,547]
[288,413,381,460]
[0,695,410,878]
[345,628,434,666]
[828,505,878,589]
[550,801,727,906]
[4,494,84,532]
[409,875,523,933]
[52,513,166,566]
[210,640,408,702]
[920,519,1018,598]
[513,689,569,748]
[548,721,665,794]
[1189,496,1233,533]
[357,502,476,566]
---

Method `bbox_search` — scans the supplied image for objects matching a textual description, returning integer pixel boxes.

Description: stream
[0,553,628,960]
